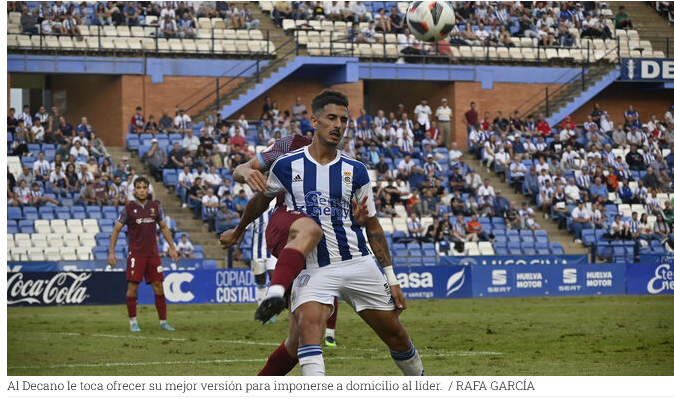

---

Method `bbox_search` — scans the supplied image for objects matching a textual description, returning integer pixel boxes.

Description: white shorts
[289,255,395,314]
[251,255,277,275]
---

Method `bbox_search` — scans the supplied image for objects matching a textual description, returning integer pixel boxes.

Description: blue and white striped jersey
[264,147,377,269]
[251,203,275,260]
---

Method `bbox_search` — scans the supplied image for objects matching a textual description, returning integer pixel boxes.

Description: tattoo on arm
[366,219,391,267]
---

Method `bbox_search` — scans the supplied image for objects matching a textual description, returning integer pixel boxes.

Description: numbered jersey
[118,200,164,257]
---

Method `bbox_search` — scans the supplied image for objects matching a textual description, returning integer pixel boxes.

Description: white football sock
[390,340,425,376]
[255,284,267,306]
[325,328,335,339]
[297,345,325,376]
[264,284,285,300]
[129,317,137,324]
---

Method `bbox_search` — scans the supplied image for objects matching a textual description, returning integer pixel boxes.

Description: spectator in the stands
[216,203,238,232]
[201,187,219,232]
[272,1,292,27]
[187,177,206,218]
[178,12,196,38]
[142,139,166,181]
[615,5,634,29]
[158,109,174,133]
[122,1,140,25]
[176,234,195,258]
[20,6,39,35]
[159,14,178,38]
[175,109,192,135]
[374,7,391,32]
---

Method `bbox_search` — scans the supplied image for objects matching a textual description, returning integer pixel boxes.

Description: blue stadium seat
[550,242,565,254]
[23,207,38,220]
[28,143,41,154]
[19,220,35,234]
[422,257,436,266]
[8,207,22,220]
[408,257,423,267]
[8,220,19,234]
[93,247,108,260]
[55,207,71,219]
[126,135,140,151]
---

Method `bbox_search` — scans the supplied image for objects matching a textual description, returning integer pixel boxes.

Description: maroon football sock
[258,341,298,376]
[326,297,338,330]
[126,296,137,318]
[154,294,167,320]
[269,248,305,291]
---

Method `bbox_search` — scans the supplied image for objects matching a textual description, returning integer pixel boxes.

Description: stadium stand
[7,1,673,267]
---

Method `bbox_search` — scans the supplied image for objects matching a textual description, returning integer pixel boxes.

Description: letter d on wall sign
[641,60,660,79]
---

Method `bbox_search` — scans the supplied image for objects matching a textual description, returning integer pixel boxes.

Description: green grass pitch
[7,295,674,376]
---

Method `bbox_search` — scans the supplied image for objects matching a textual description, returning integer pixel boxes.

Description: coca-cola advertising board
[7,272,126,306]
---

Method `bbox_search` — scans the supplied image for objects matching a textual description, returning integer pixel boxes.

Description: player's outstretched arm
[158,220,178,262]
[220,192,274,249]
[108,221,124,267]
[364,216,407,315]
[232,155,267,192]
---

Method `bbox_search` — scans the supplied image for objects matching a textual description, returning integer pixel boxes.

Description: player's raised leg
[256,215,323,322]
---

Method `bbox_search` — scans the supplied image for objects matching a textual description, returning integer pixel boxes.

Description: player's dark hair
[134,176,150,188]
[311,90,349,115]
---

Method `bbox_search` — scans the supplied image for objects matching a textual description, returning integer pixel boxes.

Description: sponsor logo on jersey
[293,174,302,182]
[343,171,352,186]
[297,191,351,219]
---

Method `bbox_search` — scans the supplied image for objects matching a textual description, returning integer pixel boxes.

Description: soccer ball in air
[406,1,456,42]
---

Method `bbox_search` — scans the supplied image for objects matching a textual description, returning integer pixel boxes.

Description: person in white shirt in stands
[174,109,192,135]
[407,213,424,242]
[396,130,414,155]
[350,1,370,22]
[201,188,220,232]
[181,130,200,155]
[178,165,194,207]
[564,177,581,204]
[435,98,452,148]
[474,23,490,44]
[204,165,222,189]
[494,146,511,182]
[32,152,50,182]
[414,97,432,130]
[509,156,527,194]
[70,140,89,163]
[176,234,195,258]
[448,142,463,165]
[397,154,415,179]
[325,1,342,21]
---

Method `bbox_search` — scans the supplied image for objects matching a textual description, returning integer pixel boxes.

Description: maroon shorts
[265,205,310,258]
[126,256,164,283]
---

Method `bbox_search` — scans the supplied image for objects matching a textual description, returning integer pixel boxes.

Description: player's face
[312,103,348,148]
[134,182,149,202]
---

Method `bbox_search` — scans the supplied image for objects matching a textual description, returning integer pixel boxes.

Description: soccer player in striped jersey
[250,202,278,322]
[227,121,342,345]
[224,90,423,376]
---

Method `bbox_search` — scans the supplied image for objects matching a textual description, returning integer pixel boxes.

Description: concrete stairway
[612,2,673,55]
[107,146,228,268]
[462,155,586,256]
[526,63,620,127]
[189,2,299,120]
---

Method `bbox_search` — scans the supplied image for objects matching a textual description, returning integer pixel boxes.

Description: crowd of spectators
[7,103,158,210]
[8,1,261,38]
[272,1,621,52]
[467,99,674,249]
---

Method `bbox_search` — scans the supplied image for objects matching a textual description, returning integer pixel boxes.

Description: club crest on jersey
[343,171,352,186]
[150,208,155,214]
[133,209,137,213]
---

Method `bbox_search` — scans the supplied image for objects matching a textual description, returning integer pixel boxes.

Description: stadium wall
[569,82,673,123]
[236,78,364,121]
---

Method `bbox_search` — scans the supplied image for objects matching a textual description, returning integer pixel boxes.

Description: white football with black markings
[406,1,456,42]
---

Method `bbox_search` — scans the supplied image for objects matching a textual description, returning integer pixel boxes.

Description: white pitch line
[9,352,502,370]
[35,332,504,356]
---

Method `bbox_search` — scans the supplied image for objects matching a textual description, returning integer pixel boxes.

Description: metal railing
[515,38,622,120]
[9,25,277,58]
[177,35,298,120]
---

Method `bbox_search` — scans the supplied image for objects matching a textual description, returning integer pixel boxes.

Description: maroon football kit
[118,200,164,283]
